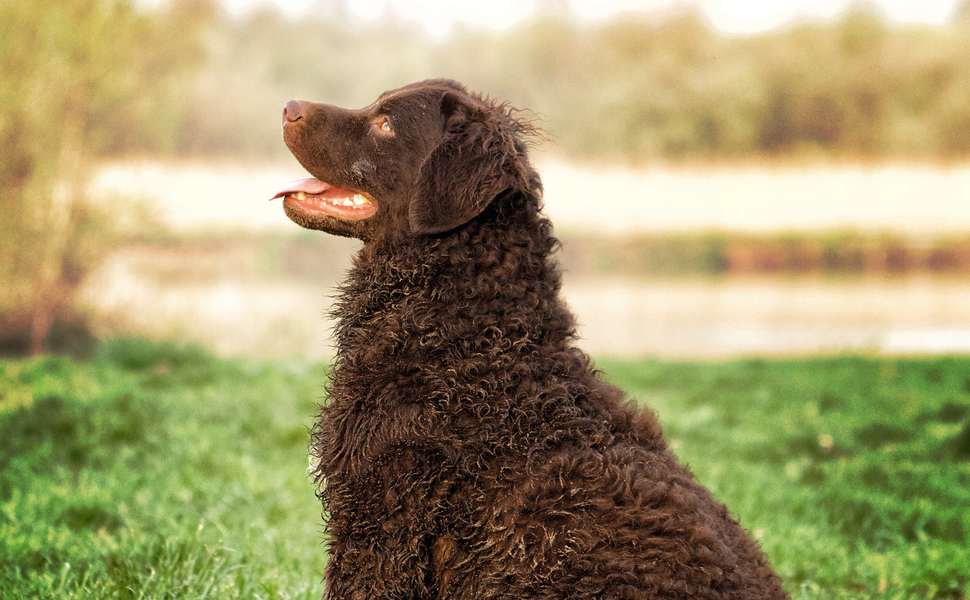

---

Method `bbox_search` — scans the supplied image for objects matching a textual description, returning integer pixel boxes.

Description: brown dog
[274,79,787,600]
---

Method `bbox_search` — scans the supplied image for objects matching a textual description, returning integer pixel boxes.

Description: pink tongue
[270,177,331,200]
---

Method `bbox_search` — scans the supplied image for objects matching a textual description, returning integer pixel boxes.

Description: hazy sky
[222,0,963,35]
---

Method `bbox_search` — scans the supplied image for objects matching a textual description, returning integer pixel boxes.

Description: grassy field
[1,340,968,599]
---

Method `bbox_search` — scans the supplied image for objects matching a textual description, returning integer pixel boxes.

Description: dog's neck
[330,192,577,361]
[313,192,661,483]
[315,192,595,479]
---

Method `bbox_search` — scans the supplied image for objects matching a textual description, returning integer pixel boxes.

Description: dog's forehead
[375,86,437,112]
[369,80,469,117]
[378,78,460,100]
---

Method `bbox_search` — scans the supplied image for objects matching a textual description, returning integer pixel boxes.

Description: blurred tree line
[0,0,212,353]
[160,3,970,161]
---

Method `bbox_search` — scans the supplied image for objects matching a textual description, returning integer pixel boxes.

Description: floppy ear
[408,92,520,235]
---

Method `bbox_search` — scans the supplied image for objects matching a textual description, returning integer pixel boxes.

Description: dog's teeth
[352,194,365,206]
[341,198,353,206]
[296,191,306,201]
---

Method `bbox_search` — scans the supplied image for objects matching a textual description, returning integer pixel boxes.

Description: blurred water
[83,249,970,358]
[565,275,970,357]
[86,160,970,358]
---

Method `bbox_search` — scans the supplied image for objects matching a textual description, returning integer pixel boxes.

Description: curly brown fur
[281,80,787,599]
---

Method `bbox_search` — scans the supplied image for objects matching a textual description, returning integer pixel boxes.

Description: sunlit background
[3,0,970,358]
[2,1,970,598]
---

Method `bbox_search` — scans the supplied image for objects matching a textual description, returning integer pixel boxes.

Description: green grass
[0,339,325,599]
[1,340,968,598]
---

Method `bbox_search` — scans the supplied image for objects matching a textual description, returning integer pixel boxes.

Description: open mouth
[270,178,378,222]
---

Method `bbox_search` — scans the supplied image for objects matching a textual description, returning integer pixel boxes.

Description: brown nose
[283,100,305,123]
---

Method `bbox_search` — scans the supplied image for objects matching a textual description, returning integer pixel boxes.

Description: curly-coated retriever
[273,79,787,599]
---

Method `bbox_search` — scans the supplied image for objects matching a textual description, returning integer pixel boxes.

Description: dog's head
[273,79,540,241]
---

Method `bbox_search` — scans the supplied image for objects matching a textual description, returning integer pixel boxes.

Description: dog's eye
[375,116,393,134]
